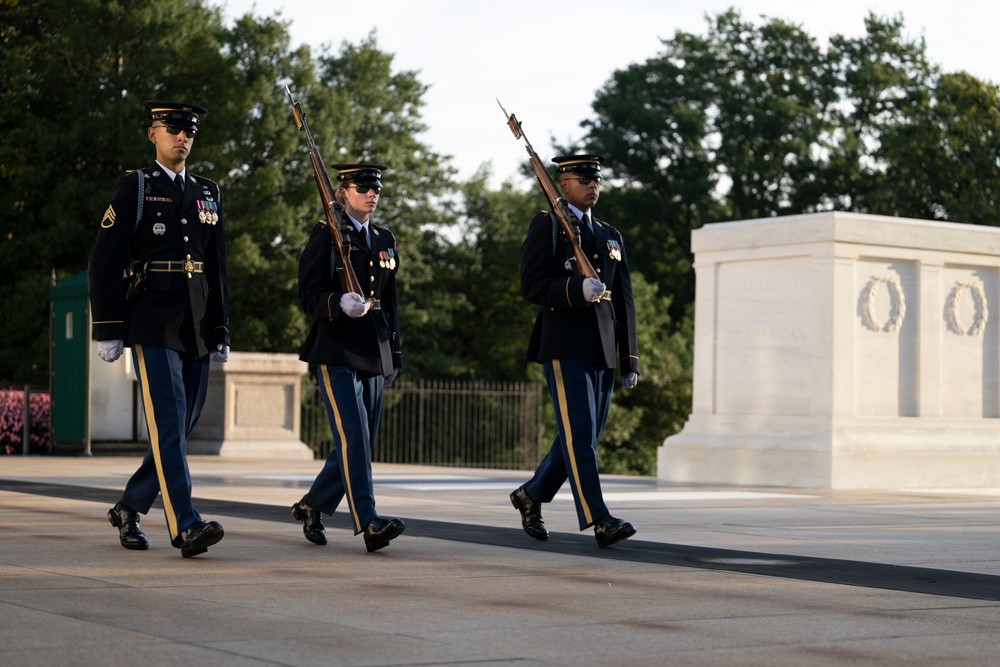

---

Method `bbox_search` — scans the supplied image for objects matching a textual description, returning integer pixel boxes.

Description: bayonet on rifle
[286,85,364,297]
[497,98,600,283]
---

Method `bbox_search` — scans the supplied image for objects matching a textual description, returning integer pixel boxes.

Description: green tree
[429,169,543,380]
[599,274,693,475]
[1,0,231,385]
[820,13,937,214]
[579,9,833,323]
[0,1,456,385]
[210,12,316,355]
[309,33,459,381]
[867,71,1000,223]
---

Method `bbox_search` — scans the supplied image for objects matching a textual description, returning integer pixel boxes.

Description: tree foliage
[2,0,252,382]
[579,10,1000,325]
[0,0,452,385]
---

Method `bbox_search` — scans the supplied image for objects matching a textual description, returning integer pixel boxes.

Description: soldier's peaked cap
[552,154,605,177]
[331,163,388,188]
[144,100,206,133]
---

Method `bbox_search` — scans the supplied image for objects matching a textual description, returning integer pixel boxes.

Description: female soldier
[291,163,405,552]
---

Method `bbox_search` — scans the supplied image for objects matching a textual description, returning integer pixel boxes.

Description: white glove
[385,369,399,387]
[582,278,606,303]
[339,292,371,318]
[98,340,124,363]
[211,344,230,362]
[622,372,638,389]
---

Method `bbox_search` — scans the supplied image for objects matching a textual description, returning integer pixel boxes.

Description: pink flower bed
[0,389,51,455]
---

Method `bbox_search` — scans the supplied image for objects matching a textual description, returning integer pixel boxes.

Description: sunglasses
[154,124,197,137]
[569,175,601,185]
[348,185,381,195]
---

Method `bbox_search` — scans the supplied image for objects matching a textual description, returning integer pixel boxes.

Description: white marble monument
[658,211,1000,489]
[187,352,314,459]
[90,351,314,459]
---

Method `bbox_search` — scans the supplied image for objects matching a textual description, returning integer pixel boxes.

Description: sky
[219,0,997,188]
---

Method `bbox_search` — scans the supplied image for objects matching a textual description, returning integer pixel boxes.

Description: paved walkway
[3,455,1000,666]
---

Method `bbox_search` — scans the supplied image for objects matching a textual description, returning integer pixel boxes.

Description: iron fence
[301,377,546,469]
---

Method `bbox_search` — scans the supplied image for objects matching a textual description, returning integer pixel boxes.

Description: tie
[580,213,594,244]
[174,173,185,193]
[362,225,370,248]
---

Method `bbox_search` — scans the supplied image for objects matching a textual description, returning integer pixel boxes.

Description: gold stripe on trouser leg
[320,366,362,532]
[134,345,179,539]
[552,360,592,525]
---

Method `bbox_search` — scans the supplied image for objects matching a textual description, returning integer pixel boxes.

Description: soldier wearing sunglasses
[510,154,640,548]
[89,100,230,558]
[291,163,406,553]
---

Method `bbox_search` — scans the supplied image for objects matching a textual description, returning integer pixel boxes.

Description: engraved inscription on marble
[715,259,813,416]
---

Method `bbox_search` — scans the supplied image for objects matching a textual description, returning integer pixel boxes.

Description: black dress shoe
[178,520,225,558]
[510,486,548,540]
[594,515,636,548]
[363,517,405,552]
[108,501,148,551]
[291,500,327,545]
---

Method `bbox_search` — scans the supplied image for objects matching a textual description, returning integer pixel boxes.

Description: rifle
[286,85,364,297]
[497,98,599,281]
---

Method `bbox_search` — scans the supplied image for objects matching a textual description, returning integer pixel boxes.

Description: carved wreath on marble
[860,275,988,336]
[861,275,906,333]
[945,281,988,337]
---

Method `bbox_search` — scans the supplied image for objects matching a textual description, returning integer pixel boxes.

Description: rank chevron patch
[101,204,116,228]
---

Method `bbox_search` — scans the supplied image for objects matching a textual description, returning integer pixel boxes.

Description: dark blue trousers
[122,344,210,546]
[523,359,614,530]
[304,365,383,534]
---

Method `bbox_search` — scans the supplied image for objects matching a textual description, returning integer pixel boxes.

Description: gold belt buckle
[183,260,195,274]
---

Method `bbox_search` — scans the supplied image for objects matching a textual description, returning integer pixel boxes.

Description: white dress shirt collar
[155,160,185,184]
[566,203,592,228]
[345,212,370,240]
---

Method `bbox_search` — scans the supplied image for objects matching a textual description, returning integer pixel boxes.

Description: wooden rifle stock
[497,99,598,280]
[286,85,364,297]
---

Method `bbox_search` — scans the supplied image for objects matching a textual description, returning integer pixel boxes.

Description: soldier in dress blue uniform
[290,163,406,552]
[510,154,640,548]
[89,100,230,558]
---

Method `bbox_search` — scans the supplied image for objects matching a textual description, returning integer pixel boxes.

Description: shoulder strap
[134,170,144,234]
[549,212,559,257]
[124,170,146,271]
[330,238,338,280]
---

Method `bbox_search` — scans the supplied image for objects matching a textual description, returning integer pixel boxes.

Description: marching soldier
[89,100,230,558]
[510,154,640,547]
[290,163,406,552]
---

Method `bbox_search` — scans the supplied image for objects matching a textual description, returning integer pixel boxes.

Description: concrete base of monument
[186,352,313,460]
[659,415,1000,489]
[187,439,315,460]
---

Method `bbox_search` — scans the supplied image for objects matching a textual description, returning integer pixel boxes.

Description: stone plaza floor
[2,455,1000,666]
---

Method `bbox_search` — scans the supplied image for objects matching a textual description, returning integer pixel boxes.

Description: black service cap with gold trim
[144,100,206,134]
[552,154,605,178]
[331,163,388,187]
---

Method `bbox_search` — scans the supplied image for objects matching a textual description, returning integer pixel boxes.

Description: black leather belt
[367,298,382,311]
[147,260,203,274]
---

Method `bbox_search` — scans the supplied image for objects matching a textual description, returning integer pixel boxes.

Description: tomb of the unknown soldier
[660,211,1000,489]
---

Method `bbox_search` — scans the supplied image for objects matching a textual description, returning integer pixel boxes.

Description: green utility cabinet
[49,271,89,447]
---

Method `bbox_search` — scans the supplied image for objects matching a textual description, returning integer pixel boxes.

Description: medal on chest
[378,248,396,269]
[197,199,218,225]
